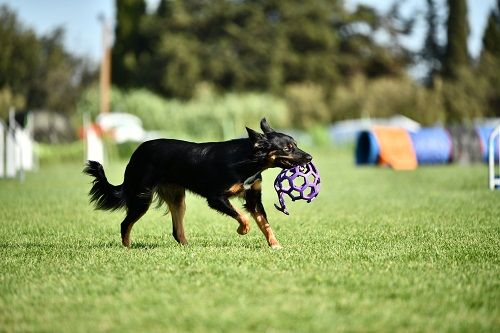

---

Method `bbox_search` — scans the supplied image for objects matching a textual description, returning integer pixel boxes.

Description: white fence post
[5,125,16,178]
[1,109,36,180]
[21,112,34,171]
[83,113,104,165]
[488,125,500,190]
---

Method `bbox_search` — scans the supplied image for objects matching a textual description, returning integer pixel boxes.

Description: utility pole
[98,14,112,114]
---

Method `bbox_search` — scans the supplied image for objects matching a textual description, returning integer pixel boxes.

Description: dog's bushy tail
[83,160,125,211]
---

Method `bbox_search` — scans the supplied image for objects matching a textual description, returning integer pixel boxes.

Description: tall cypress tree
[111,0,147,87]
[422,0,444,85]
[442,0,469,79]
[479,0,500,116]
[481,0,500,59]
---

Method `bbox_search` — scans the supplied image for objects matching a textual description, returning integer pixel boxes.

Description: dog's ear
[246,127,270,150]
[260,118,275,135]
[246,127,266,142]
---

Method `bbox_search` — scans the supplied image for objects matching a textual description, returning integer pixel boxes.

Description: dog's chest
[243,173,260,190]
[226,173,261,196]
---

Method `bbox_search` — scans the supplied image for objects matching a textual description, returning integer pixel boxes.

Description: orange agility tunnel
[356,126,417,170]
[355,126,454,169]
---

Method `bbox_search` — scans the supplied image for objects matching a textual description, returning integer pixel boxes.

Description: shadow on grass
[130,241,164,249]
[0,236,271,251]
[0,240,123,250]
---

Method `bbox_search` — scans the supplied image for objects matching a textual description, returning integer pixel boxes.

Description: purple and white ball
[274,162,321,215]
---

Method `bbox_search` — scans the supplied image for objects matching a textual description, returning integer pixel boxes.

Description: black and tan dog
[84,118,312,249]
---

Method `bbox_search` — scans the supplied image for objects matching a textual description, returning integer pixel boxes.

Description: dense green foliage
[107,0,500,125]
[482,1,500,58]
[1,149,499,332]
[0,6,95,118]
[36,142,84,165]
[477,0,500,116]
[421,0,444,84]
[77,85,289,140]
[2,0,500,127]
[330,75,446,124]
[112,0,147,88]
[112,0,413,99]
[437,0,497,122]
[442,0,469,79]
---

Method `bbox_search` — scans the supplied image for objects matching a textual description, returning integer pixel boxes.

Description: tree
[111,0,147,88]
[0,5,95,118]
[421,0,444,85]
[110,0,415,99]
[335,2,415,79]
[278,1,341,89]
[478,0,500,116]
[481,0,500,59]
[0,5,39,115]
[442,0,469,79]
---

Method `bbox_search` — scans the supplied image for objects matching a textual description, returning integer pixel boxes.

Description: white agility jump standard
[488,124,500,190]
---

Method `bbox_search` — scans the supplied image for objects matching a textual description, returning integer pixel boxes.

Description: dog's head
[246,118,312,169]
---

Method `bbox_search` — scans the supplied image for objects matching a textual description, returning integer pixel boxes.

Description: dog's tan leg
[250,212,281,249]
[168,197,188,245]
[121,222,133,248]
[244,180,281,249]
[207,196,250,235]
[235,208,250,235]
[159,185,188,245]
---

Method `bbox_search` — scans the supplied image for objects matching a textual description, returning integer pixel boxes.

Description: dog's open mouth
[278,157,305,168]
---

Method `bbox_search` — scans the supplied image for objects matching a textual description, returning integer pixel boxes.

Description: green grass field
[1,148,499,332]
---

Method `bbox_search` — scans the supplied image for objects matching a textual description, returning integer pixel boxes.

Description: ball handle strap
[274,192,289,215]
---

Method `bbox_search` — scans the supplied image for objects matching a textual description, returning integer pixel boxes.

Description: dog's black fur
[83,118,312,248]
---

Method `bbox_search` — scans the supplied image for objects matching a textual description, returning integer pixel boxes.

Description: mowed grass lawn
[0,148,499,332]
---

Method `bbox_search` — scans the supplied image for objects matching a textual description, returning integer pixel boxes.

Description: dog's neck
[228,138,273,178]
[237,158,267,175]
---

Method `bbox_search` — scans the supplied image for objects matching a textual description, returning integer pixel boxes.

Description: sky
[0,0,497,68]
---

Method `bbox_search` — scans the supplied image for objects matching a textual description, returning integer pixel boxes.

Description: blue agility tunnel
[355,127,453,166]
[409,127,452,164]
[355,126,498,167]
[355,131,379,165]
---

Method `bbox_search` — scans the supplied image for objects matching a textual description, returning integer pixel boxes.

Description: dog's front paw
[269,239,282,250]
[237,224,250,235]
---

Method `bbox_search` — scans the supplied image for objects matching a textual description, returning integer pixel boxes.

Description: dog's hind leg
[158,185,188,245]
[207,196,250,235]
[121,195,152,248]
[244,181,281,249]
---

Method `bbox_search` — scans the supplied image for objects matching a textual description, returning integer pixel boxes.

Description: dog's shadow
[0,237,267,251]
[82,240,166,250]
[0,240,161,251]
[129,241,164,250]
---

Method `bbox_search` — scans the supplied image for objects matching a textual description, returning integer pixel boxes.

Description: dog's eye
[283,144,293,153]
